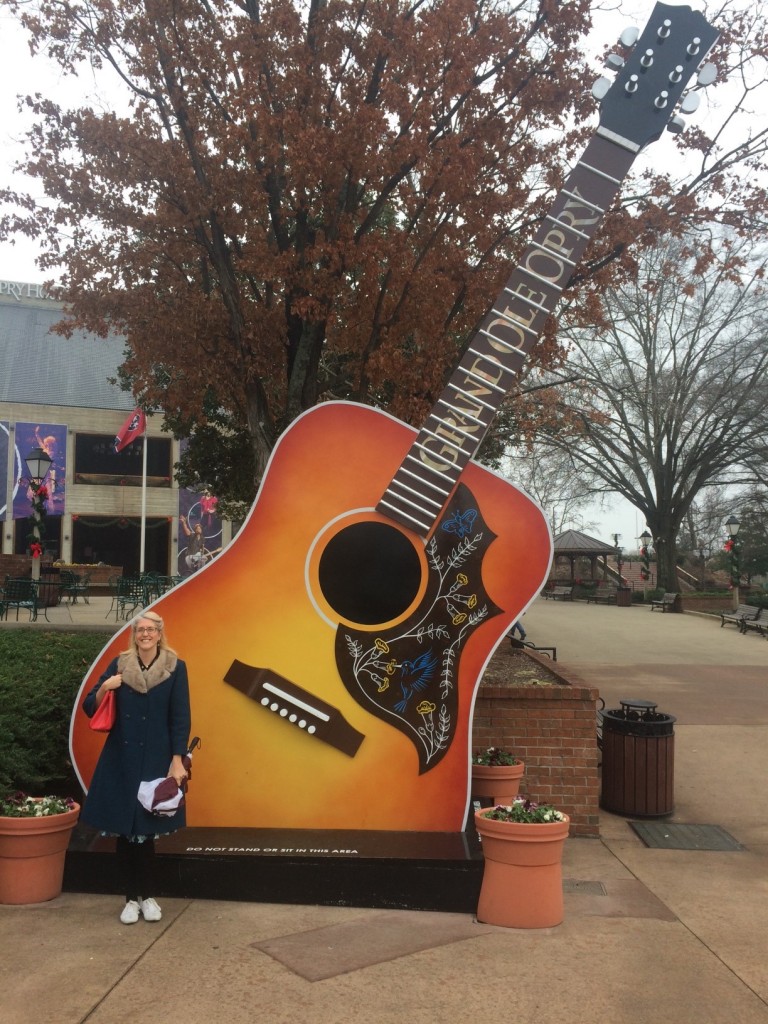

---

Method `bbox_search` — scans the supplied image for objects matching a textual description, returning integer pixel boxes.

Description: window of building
[74,434,172,487]
[72,516,171,575]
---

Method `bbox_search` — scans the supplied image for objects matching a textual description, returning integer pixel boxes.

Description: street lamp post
[612,533,623,582]
[724,515,741,608]
[24,447,53,580]
[639,529,652,587]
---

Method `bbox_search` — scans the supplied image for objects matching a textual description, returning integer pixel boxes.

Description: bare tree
[535,233,768,591]
[502,444,603,537]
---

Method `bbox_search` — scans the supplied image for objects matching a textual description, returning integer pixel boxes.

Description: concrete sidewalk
[2,598,767,1023]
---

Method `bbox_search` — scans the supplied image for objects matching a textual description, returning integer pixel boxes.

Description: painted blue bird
[393,649,439,714]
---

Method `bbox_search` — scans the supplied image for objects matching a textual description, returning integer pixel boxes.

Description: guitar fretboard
[376,135,635,537]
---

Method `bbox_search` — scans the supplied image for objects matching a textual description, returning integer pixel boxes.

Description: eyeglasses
[136,626,159,634]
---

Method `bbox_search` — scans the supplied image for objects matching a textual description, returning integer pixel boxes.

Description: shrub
[0,631,106,794]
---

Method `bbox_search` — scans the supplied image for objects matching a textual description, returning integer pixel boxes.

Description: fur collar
[118,649,178,693]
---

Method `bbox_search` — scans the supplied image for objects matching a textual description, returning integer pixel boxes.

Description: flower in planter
[0,792,77,818]
[472,746,520,766]
[481,798,566,824]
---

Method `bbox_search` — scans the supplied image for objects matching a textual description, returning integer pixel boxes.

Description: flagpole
[140,431,147,573]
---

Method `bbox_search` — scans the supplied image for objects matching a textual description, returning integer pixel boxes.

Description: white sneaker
[120,900,141,925]
[139,897,162,922]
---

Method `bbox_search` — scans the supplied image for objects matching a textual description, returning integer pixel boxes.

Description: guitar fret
[462,365,506,394]
[426,413,480,447]
[534,241,577,268]
[579,159,622,184]
[377,498,433,533]
[517,263,564,293]
[501,286,552,315]
[413,439,459,470]
[389,477,444,511]
[467,342,524,369]
[443,385,496,414]
[402,457,455,495]
[385,488,441,520]
[436,397,485,428]
[560,188,606,214]
[544,214,591,242]
[421,426,466,457]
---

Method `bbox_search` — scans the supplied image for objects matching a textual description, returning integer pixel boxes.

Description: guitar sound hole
[318,521,422,625]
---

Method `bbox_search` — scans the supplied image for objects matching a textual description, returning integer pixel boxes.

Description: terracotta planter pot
[474,808,570,928]
[470,761,524,805]
[0,803,80,905]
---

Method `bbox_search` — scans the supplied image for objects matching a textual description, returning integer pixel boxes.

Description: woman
[82,609,191,924]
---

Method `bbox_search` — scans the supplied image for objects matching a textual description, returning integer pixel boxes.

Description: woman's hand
[102,673,122,691]
[167,754,188,786]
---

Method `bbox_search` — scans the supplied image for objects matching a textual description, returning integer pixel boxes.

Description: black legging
[115,836,156,902]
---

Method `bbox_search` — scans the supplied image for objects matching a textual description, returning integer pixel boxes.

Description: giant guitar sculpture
[71,4,718,832]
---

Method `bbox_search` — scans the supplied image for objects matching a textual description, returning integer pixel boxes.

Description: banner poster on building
[0,421,9,517]
[177,443,222,578]
[12,422,67,519]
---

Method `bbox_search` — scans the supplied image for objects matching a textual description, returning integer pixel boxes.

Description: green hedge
[0,631,106,795]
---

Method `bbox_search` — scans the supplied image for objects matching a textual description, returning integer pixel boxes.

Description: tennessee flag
[114,408,146,453]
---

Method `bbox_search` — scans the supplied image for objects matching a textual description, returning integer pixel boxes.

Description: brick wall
[471,654,600,837]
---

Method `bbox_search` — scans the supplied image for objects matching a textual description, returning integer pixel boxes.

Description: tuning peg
[697,62,717,87]
[625,74,639,95]
[687,36,701,56]
[591,77,612,100]
[680,92,700,114]
[640,49,655,68]
[619,26,639,47]
[654,91,670,109]
[657,19,672,40]
[667,116,686,135]
[668,65,684,84]
[604,53,624,71]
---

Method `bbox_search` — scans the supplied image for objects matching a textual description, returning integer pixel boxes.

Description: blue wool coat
[82,655,191,837]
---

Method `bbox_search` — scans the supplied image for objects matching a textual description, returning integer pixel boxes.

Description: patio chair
[1,576,39,621]
[61,570,91,604]
[114,576,147,620]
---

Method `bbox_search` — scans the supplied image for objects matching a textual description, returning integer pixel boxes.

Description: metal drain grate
[563,879,607,895]
[630,822,744,851]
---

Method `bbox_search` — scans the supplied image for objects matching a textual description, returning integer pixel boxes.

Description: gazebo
[549,529,617,583]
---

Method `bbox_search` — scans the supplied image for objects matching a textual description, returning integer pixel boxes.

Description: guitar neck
[376,134,636,538]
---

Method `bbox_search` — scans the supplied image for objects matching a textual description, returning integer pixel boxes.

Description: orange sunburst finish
[70,402,551,831]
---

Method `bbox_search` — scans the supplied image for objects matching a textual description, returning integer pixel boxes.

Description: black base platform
[64,825,485,913]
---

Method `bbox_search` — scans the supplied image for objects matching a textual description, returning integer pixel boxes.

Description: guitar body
[70,0,721,833]
[70,401,551,831]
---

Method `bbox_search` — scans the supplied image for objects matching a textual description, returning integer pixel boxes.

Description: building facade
[0,279,228,576]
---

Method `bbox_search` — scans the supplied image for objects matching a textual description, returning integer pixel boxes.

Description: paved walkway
[2,597,767,1023]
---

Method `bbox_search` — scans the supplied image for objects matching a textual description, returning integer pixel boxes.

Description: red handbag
[89,689,116,732]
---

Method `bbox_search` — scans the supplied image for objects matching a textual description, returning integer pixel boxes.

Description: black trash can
[600,699,675,817]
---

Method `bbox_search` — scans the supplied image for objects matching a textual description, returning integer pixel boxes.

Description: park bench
[508,635,557,661]
[586,587,618,605]
[544,586,572,601]
[719,604,760,630]
[650,592,678,612]
[740,607,768,637]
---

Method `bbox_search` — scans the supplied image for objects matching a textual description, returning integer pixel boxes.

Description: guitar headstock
[594,2,719,152]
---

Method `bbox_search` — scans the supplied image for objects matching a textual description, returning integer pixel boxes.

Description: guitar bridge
[223,659,365,758]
